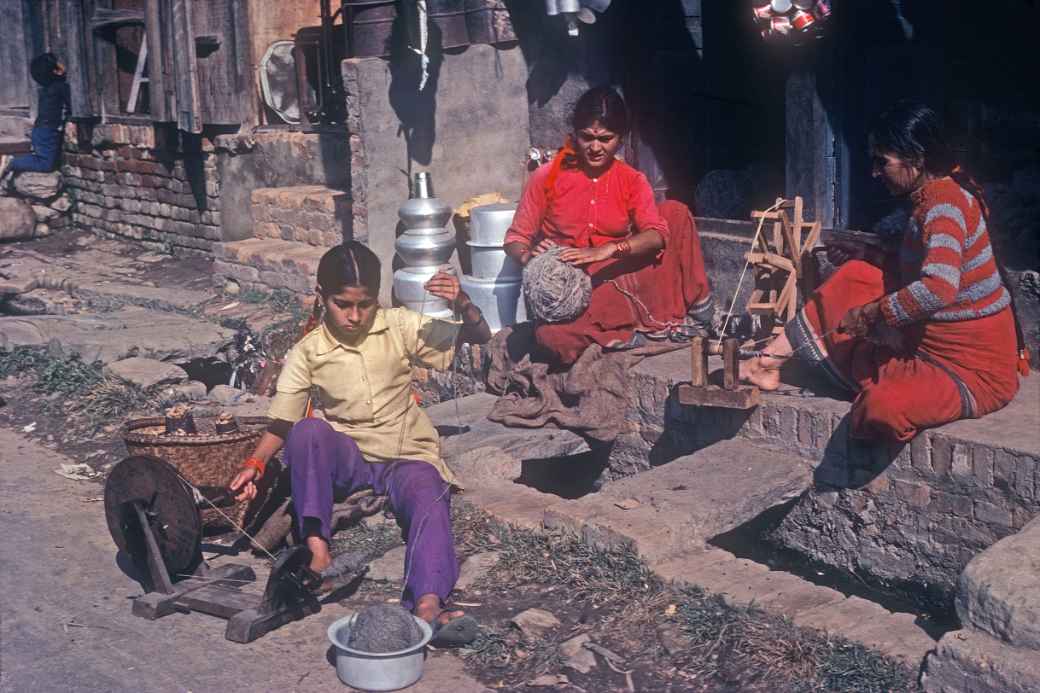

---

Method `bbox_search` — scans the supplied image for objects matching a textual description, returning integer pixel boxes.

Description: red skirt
[789,260,1020,443]
[534,200,713,366]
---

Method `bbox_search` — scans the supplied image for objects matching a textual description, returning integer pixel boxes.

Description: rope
[715,200,784,351]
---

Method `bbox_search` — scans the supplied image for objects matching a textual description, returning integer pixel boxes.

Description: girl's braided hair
[316,241,381,297]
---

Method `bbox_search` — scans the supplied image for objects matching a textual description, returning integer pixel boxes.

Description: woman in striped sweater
[741,101,1027,444]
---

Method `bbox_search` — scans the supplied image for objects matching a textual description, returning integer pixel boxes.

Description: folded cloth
[485,322,685,443]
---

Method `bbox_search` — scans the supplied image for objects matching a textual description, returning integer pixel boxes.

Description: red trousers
[535,200,713,366]
[792,260,1020,443]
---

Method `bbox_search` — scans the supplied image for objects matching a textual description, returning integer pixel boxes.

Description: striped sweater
[879,177,1011,327]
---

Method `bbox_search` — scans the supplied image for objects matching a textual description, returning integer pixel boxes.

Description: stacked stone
[62,123,222,253]
[0,170,72,240]
[923,514,1040,692]
[251,186,350,247]
[212,185,352,295]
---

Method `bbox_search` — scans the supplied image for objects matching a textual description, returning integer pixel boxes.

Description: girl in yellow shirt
[229,241,490,643]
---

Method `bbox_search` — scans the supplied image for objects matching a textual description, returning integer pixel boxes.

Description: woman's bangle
[612,239,632,258]
[241,457,266,478]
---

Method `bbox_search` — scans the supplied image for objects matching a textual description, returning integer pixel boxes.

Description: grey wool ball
[346,604,424,653]
[522,246,592,323]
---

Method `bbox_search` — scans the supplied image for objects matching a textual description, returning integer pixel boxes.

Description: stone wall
[1,171,73,241]
[612,347,1040,605]
[62,123,222,254]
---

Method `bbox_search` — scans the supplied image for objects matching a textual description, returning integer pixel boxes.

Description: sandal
[430,613,479,648]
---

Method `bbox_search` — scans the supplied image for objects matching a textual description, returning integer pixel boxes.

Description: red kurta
[506,159,714,366]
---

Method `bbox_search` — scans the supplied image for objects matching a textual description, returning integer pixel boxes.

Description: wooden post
[722,338,739,390]
[690,336,708,387]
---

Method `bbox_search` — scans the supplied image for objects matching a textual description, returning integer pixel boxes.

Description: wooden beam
[722,338,739,390]
[677,383,760,410]
[143,0,169,120]
[171,0,202,133]
[690,336,708,387]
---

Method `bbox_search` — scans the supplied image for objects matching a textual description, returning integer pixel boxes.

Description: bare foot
[305,536,332,573]
[739,356,782,391]
[415,593,464,626]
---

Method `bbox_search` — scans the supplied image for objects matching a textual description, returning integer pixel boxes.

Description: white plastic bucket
[327,613,433,691]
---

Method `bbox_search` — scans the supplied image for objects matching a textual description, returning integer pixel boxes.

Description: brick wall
[63,123,222,253]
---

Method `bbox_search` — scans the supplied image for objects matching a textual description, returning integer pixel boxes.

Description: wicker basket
[123,416,276,532]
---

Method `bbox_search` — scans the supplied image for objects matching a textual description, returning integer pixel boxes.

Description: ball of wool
[346,604,424,653]
[522,247,592,323]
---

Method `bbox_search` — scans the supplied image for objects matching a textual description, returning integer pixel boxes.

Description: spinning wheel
[747,196,822,335]
[103,455,323,643]
[105,455,202,580]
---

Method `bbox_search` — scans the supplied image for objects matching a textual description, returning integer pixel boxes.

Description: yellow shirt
[268,308,461,486]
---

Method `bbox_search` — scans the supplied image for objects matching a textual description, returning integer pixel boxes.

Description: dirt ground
[0,425,486,693]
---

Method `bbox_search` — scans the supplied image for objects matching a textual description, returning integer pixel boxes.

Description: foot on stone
[415,595,479,646]
[739,356,782,391]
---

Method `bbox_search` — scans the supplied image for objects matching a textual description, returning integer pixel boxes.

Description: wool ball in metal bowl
[522,246,592,323]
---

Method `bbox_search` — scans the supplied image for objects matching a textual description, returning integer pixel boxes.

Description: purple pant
[283,418,458,611]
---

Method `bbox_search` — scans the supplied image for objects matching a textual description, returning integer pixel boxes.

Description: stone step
[655,550,934,665]
[539,438,811,565]
[0,307,234,363]
[923,628,1040,692]
[431,397,935,663]
[214,238,327,294]
[250,185,352,247]
[622,346,1040,604]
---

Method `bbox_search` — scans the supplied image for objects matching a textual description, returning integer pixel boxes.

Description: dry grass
[450,503,917,692]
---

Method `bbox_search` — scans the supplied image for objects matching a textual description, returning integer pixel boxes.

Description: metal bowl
[399,196,453,229]
[468,202,517,246]
[394,226,457,266]
[327,613,433,691]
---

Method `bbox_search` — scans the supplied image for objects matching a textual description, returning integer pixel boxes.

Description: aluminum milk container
[393,172,456,318]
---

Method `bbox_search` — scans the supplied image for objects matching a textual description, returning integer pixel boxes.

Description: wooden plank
[190,0,243,125]
[229,0,255,125]
[125,34,148,113]
[225,600,321,643]
[677,383,760,410]
[0,0,31,110]
[62,0,95,117]
[171,0,202,132]
[143,0,169,120]
[777,273,797,322]
[781,217,800,272]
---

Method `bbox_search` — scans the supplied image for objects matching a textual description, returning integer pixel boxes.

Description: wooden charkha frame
[677,195,821,411]
[747,196,822,335]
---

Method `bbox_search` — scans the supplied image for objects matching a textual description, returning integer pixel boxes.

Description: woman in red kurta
[504,87,714,366]
[742,101,1027,444]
